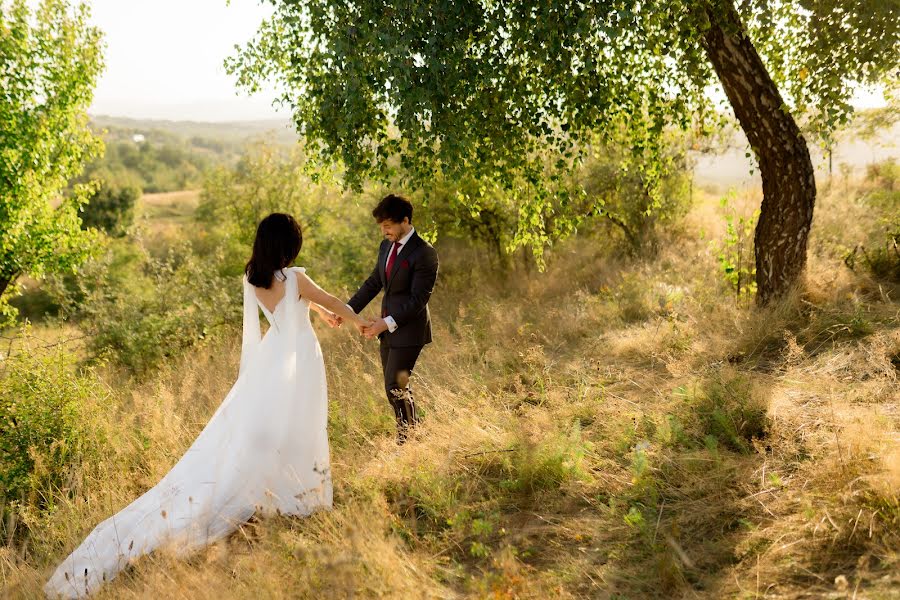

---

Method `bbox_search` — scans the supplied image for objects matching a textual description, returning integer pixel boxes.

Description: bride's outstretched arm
[296,271,368,330]
[310,302,342,327]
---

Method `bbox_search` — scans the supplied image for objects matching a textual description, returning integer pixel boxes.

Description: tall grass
[2,171,899,598]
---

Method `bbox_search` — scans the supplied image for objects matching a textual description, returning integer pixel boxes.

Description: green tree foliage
[80,180,139,237]
[421,167,585,267]
[421,128,692,266]
[196,144,311,247]
[228,0,900,303]
[0,0,104,326]
[421,177,523,270]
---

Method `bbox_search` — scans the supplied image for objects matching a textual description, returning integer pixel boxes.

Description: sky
[85,0,888,123]
[87,0,283,122]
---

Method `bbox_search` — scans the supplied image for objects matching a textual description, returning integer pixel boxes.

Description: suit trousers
[379,340,423,444]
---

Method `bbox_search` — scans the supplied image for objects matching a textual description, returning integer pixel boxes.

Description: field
[1,165,898,599]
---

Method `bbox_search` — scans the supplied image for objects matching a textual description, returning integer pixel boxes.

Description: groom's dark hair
[372,194,413,224]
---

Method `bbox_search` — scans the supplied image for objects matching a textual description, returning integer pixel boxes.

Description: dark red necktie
[385,241,401,280]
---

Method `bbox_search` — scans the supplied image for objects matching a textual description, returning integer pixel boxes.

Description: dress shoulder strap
[290,266,307,298]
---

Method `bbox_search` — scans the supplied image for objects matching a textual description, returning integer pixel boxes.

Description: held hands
[353,318,388,339]
[361,318,389,339]
[348,312,389,339]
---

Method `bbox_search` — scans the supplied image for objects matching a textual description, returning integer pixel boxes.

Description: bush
[0,338,111,543]
[416,176,521,271]
[81,243,238,375]
[80,179,140,237]
[845,159,900,283]
[195,143,373,290]
[578,129,692,254]
[715,191,759,300]
[50,238,239,376]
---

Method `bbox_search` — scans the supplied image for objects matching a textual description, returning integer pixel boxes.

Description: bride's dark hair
[245,213,303,288]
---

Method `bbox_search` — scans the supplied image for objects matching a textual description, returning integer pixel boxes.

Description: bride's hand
[322,311,343,328]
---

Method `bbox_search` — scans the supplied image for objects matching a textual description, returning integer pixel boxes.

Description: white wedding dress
[45,267,332,598]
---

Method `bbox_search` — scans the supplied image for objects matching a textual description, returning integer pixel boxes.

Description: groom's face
[378,218,410,243]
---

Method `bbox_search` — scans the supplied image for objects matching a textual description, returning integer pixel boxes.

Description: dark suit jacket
[348,231,439,348]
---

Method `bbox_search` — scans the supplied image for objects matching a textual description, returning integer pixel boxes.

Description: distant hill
[81,116,300,194]
[87,112,897,194]
[89,115,298,146]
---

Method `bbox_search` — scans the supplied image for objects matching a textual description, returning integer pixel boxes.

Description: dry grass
[2,182,899,599]
[135,190,201,253]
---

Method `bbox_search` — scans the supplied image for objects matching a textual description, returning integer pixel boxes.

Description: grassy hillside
[1,169,897,598]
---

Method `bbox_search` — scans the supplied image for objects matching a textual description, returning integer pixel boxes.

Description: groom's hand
[363,318,389,339]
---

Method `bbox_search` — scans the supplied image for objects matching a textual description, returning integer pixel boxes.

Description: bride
[44,213,368,598]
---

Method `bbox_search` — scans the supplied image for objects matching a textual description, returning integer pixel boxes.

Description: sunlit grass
[2,178,898,598]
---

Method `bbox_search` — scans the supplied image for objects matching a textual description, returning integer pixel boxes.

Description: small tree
[80,180,140,237]
[578,129,692,253]
[0,0,105,325]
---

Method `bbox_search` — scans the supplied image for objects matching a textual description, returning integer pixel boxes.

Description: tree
[80,180,140,237]
[0,0,104,325]
[228,0,899,304]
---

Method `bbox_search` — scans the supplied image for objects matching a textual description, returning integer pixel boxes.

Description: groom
[347,194,439,445]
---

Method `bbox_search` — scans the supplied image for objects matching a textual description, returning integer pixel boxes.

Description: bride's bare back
[253,275,288,314]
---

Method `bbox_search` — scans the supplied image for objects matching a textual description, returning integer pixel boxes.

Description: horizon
[87,0,283,122]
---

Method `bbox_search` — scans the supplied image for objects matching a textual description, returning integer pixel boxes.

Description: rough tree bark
[701,0,817,305]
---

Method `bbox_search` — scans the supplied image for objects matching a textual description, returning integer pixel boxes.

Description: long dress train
[44,267,332,598]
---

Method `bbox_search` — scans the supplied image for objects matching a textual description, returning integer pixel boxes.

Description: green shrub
[714,191,758,301]
[0,338,110,542]
[578,129,692,254]
[845,159,900,283]
[195,143,372,290]
[61,240,239,375]
[96,247,234,375]
[672,374,768,454]
[80,179,140,237]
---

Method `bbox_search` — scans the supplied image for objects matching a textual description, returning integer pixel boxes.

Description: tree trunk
[0,275,13,299]
[700,1,816,305]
